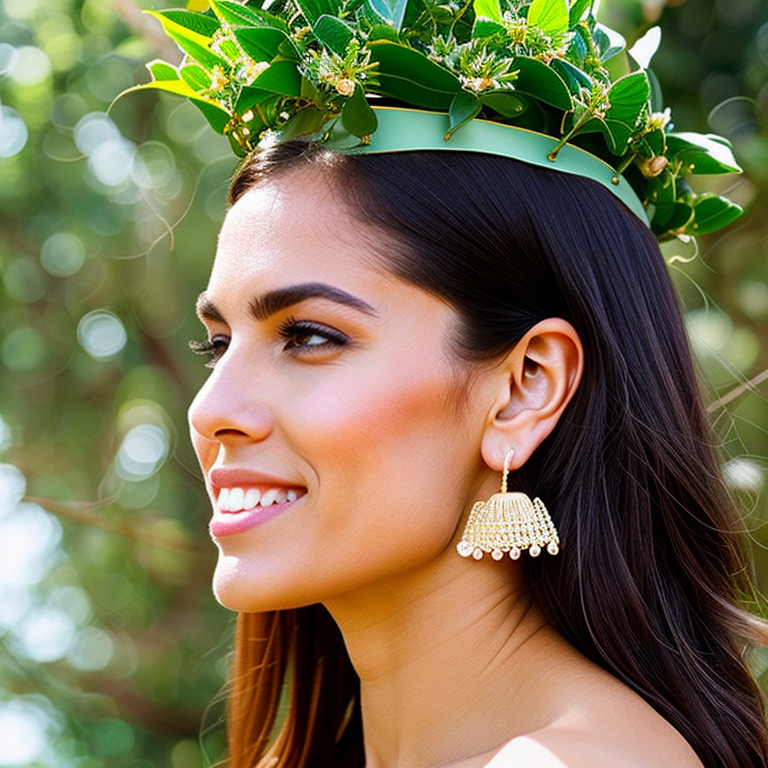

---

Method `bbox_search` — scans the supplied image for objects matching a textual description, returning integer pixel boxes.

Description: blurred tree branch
[27,496,213,558]
[110,0,183,63]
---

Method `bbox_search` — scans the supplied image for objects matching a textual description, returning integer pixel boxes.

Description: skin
[188,168,703,768]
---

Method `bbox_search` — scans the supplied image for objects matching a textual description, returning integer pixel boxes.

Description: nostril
[214,427,252,440]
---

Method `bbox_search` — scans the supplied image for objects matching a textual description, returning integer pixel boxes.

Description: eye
[189,335,229,368]
[278,318,350,354]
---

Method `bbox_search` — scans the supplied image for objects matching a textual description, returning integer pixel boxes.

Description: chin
[211,554,314,613]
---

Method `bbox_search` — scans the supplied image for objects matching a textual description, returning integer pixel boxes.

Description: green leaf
[368,24,399,41]
[124,80,230,133]
[156,9,220,38]
[368,41,461,108]
[512,56,572,111]
[601,118,634,154]
[446,90,481,138]
[527,0,569,36]
[481,90,529,118]
[605,71,649,128]
[195,100,233,135]
[647,172,677,206]
[234,87,278,114]
[227,132,248,157]
[567,25,589,65]
[145,10,225,72]
[363,0,393,25]
[250,61,302,97]
[396,0,415,32]
[180,63,210,91]
[361,0,410,30]
[300,77,325,102]
[473,0,502,22]
[473,18,506,37]
[279,106,328,141]
[568,0,593,27]
[651,201,693,236]
[295,0,340,26]
[233,27,295,63]
[667,132,742,174]
[210,0,289,32]
[313,15,354,57]
[634,127,665,157]
[692,195,743,234]
[646,67,664,113]
[341,84,378,137]
[550,58,591,94]
[147,59,178,82]
[374,74,457,108]
[594,22,626,62]
[575,116,634,154]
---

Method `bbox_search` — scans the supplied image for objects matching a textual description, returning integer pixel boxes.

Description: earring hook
[501,448,515,493]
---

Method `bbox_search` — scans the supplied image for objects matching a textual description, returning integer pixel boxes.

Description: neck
[324,551,561,768]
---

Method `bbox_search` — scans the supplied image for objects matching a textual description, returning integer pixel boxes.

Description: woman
[187,142,768,767]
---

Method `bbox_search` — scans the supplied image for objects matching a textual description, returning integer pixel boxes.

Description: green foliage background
[0,0,766,765]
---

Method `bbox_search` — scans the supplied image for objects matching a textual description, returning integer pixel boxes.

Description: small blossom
[209,66,229,93]
[335,78,356,96]
[241,110,255,123]
[504,18,527,45]
[461,75,495,92]
[639,155,669,178]
[647,107,672,132]
[239,59,270,84]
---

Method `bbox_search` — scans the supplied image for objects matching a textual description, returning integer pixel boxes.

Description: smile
[217,486,303,513]
[209,484,306,538]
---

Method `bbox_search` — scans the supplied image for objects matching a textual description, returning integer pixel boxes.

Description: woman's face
[188,168,494,612]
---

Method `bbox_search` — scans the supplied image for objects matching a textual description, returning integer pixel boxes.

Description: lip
[209,466,301,491]
[209,499,301,537]
[207,466,306,538]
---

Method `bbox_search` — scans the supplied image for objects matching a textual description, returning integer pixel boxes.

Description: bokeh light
[8,45,51,86]
[0,105,28,158]
[0,501,62,587]
[115,423,170,481]
[77,310,127,360]
[0,698,52,766]
[40,232,86,277]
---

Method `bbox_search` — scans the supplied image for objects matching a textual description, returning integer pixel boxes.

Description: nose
[188,359,274,450]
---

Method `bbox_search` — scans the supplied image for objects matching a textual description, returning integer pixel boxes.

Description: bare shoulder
[484,729,703,768]
[482,660,704,768]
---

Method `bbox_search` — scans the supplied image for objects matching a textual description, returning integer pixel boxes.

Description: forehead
[211,170,380,290]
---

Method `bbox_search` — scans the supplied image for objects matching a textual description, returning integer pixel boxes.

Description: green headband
[120,0,744,240]
[355,106,647,222]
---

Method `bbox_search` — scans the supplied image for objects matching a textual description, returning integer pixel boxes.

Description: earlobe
[481,318,583,471]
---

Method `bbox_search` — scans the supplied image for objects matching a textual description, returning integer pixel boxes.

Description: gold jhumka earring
[456,449,560,561]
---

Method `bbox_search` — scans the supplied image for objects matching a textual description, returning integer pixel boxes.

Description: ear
[480,318,583,472]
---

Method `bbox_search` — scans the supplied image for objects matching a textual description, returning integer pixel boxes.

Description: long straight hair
[222,144,768,768]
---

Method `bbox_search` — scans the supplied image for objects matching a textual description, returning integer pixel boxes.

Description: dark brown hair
[222,143,768,768]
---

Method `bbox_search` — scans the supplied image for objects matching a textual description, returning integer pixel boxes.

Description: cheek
[285,359,474,530]
[290,363,458,458]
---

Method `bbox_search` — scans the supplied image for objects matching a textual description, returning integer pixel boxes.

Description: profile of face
[187,168,502,612]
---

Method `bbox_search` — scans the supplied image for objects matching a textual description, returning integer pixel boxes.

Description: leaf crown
[126,0,744,239]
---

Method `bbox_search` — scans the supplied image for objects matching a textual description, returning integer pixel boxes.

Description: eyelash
[278,316,350,353]
[190,318,350,368]
[189,336,229,369]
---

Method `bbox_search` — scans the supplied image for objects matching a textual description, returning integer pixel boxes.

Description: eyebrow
[195,282,377,323]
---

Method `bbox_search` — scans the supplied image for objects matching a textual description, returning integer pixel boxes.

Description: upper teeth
[217,487,300,512]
